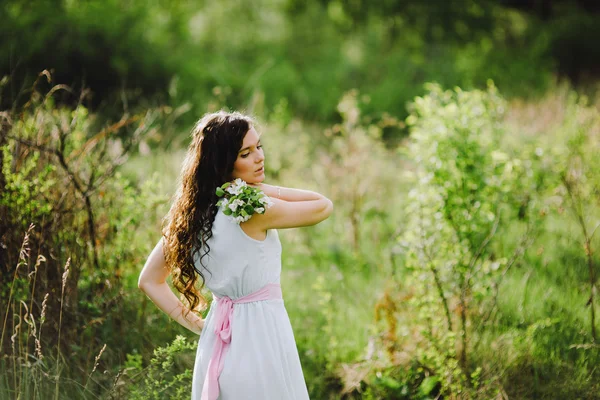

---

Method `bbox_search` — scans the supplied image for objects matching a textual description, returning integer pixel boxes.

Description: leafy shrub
[118,335,196,400]
[381,82,539,397]
[0,75,184,397]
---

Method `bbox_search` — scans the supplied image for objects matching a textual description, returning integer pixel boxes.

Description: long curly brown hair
[161,110,254,314]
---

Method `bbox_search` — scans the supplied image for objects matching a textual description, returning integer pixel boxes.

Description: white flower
[216,180,272,224]
[226,185,243,196]
[258,196,274,208]
[233,178,247,187]
[228,199,244,212]
[226,178,247,195]
[232,215,250,224]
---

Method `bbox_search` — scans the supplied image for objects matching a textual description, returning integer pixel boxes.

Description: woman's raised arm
[255,183,323,202]
[248,190,333,230]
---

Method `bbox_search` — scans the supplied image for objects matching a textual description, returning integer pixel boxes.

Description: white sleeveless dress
[191,208,310,399]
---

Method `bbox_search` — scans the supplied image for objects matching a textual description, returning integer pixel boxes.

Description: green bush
[119,335,196,400]
[0,79,192,398]
[356,84,600,399]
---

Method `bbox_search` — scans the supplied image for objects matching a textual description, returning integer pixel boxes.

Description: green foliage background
[6,0,597,126]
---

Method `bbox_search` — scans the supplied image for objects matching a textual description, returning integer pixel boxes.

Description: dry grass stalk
[108,369,125,399]
[35,293,50,361]
[54,257,70,400]
[84,343,107,390]
[25,253,46,371]
[1,223,35,353]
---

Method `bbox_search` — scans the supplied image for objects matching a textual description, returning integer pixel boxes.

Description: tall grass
[0,75,193,398]
[2,80,599,399]
[0,226,113,399]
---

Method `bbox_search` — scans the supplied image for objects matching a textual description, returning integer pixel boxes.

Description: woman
[138,111,333,399]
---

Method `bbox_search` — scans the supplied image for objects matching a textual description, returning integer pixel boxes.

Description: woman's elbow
[138,270,154,292]
[321,198,334,219]
[138,275,148,292]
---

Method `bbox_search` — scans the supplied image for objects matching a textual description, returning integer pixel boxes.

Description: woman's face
[231,127,265,184]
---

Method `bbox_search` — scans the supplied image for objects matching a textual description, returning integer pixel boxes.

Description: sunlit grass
[2,83,600,399]
[120,147,188,197]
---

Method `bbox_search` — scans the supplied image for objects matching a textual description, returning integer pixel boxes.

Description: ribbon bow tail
[201,338,227,400]
[201,297,234,400]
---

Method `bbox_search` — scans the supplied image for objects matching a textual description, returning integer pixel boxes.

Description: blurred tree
[301,0,499,42]
[290,0,600,84]
[0,0,195,111]
[502,0,600,18]
[1,0,598,128]
[501,0,600,83]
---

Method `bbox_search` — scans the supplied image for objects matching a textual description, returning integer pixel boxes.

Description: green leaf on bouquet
[216,187,225,197]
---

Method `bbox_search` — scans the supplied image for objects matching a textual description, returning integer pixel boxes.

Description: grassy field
[1,83,599,399]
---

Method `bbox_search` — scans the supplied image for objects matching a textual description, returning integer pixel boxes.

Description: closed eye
[240,144,263,158]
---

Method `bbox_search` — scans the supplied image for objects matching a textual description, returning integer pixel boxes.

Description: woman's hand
[192,317,205,335]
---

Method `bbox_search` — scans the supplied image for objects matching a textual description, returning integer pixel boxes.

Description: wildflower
[225,178,247,195]
[216,179,273,224]
[258,196,274,207]
[228,199,244,212]
[226,185,243,196]
[233,178,247,187]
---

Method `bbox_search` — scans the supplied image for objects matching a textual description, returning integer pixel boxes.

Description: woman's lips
[255,166,264,173]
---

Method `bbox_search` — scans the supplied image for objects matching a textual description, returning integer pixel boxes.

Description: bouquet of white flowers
[216,178,274,224]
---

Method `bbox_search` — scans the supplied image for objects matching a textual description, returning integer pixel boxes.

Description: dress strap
[201,283,283,400]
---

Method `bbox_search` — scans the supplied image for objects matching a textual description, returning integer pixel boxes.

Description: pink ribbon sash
[201,283,282,400]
